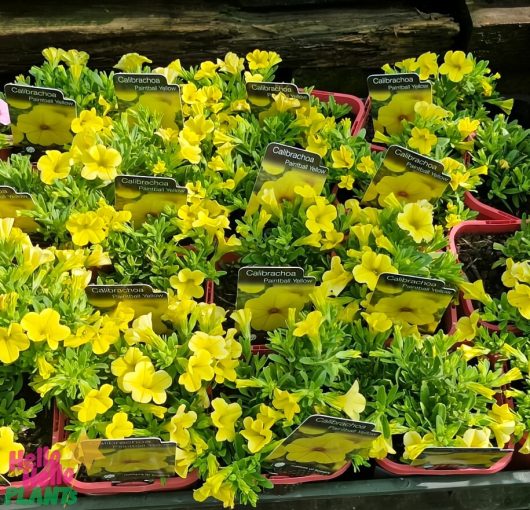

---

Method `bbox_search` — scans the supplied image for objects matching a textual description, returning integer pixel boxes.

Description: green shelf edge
[4,470,530,510]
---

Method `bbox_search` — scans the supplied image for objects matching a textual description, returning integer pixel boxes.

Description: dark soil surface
[476,183,527,218]
[456,232,510,300]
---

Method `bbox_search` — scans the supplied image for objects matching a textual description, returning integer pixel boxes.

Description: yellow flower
[416,52,438,80]
[71,108,104,133]
[271,92,300,112]
[194,60,219,80]
[502,259,530,287]
[369,434,396,459]
[105,412,134,439]
[325,380,366,420]
[179,136,202,165]
[488,403,516,447]
[179,349,215,392]
[241,417,273,453]
[403,431,434,460]
[189,331,227,360]
[369,290,443,326]
[66,211,107,246]
[285,434,355,464]
[111,347,150,390]
[21,244,54,272]
[338,175,355,190]
[460,428,491,448]
[439,50,474,82]
[21,308,70,350]
[395,57,417,72]
[244,287,307,331]
[122,361,172,404]
[457,117,480,138]
[16,105,73,146]
[373,173,435,206]
[397,201,434,243]
[170,268,205,300]
[246,49,281,70]
[114,52,152,72]
[331,145,354,169]
[218,52,244,74]
[37,150,72,185]
[0,426,24,475]
[293,310,324,343]
[194,471,235,508]
[362,311,392,333]
[36,355,55,379]
[211,398,242,442]
[407,127,437,155]
[174,447,196,478]
[414,101,451,121]
[357,156,377,175]
[321,256,353,296]
[81,145,122,181]
[305,199,337,234]
[256,404,282,429]
[272,388,302,421]
[71,384,113,423]
[306,133,328,157]
[321,230,344,251]
[182,115,214,143]
[0,323,29,364]
[507,284,530,319]
[352,249,398,291]
[42,47,65,67]
[168,404,197,447]
[460,280,493,305]
[454,311,480,342]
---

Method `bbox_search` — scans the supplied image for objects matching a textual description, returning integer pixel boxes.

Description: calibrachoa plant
[0,45,529,507]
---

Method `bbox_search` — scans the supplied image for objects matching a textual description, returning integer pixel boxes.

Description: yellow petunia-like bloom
[331,145,354,169]
[71,108,105,134]
[188,331,227,360]
[66,211,107,246]
[246,49,282,70]
[293,310,324,342]
[169,268,205,300]
[167,404,197,447]
[21,308,70,350]
[352,249,398,291]
[114,52,152,73]
[397,201,434,243]
[377,96,416,135]
[71,384,113,423]
[416,52,439,80]
[461,428,492,448]
[0,323,30,364]
[241,417,273,453]
[403,431,435,460]
[211,398,242,442]
[0,426,24,475]
[460,280,492,305]
[362,311,392,333]
[305,199,337,234]
[272,388,302,421]
[507,284,530,319]
[105,412,134,439]
[122,360,172,404]
[111,346,150,390]
[325,380,366,421]
[457,117,480,138]
[407,127,437,155]
[321,256,353,296]
[488,403,516,447]
[37,150,72,185]
[439,50,474,82]
[81,144,122,181]
[178,349,215,392]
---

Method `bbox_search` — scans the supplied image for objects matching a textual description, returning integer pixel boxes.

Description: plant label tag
[114,73,182,129]
[366,73,432,138]
[246,143,328,216]
[86,284,168,333]
[361,145,449,207]
[367,273,455,334]
[264,414,380,476]
[4,84,77,156]
[0,185,38,232]
[236,266,315,332]
[411,447,513,469]
[115,175,188,224]
[78,437,177,481]
[246,81,310,111]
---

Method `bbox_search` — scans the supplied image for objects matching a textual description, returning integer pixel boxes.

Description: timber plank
[0,1,459,77]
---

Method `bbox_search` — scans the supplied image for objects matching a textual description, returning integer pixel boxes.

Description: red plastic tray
[448,219,522,332]
[310,90,366,136]
[463,192,519,222]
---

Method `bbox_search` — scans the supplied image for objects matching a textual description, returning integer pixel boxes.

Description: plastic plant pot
[448,219,522,332]
[267,461,351,486]
[310,90,366,136]
[51,409,199,495]
[463,192,519,222]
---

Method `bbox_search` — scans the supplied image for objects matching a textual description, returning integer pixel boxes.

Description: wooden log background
[0,0,529,110]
